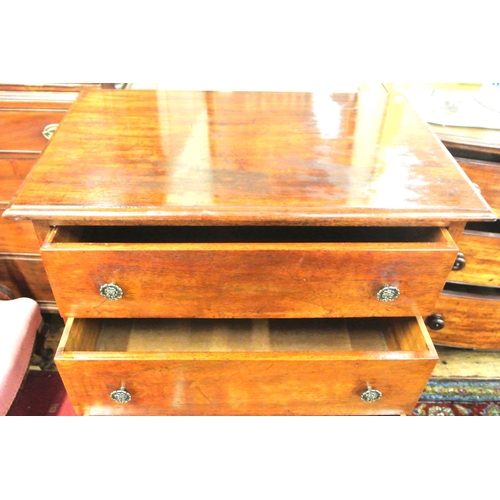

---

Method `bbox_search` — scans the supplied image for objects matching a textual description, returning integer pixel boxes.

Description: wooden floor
[34,314,500,378]
[432,344,500,377]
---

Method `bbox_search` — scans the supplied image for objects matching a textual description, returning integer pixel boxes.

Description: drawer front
[41,227,458,319]
[59,358,435,416]
[427,290,500,349]
[56,317,437,416]
[458,158,500,216]
[0,255,55,304]
[0,157,36,204]
[0,210,40,253]
[450,229,500,287]
[0,109,66,152]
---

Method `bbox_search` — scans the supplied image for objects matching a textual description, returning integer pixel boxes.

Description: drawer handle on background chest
[42,123,59,140]
[452,252,466,271]
[426,313,445,330]
[110,386,132,404]
[361,386,382,403]
[376,285,400,302]
[100,283,124,300]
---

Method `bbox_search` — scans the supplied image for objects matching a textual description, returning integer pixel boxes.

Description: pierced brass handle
[376,284,400,302]
[100,283,123,300]
[361,386,382,403]
[110,386,132,404]
[42,123,58,140]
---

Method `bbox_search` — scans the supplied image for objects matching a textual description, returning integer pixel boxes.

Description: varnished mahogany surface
[0,212,41,253]
[0,110,67,153]
[57,316,437,416]
[41,226,457,319]
[449,229,500,287]
[431,290,500,349]
[457,158,500,216]
[5,89,494,225]
[0,256,55,304]
[0,157,35,206]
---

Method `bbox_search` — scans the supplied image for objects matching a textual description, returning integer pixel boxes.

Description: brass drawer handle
[110,386,132,404]
[452,252,466,271]
[42,123,59,140]
[100,283,124,300]
[376,284,400,302]
[361,386,382,403]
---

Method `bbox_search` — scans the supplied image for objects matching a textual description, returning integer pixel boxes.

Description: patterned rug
[413,378,500,416]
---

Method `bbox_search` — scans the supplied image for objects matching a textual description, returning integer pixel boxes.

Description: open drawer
[41,225,458,319]
[55,316,438,416]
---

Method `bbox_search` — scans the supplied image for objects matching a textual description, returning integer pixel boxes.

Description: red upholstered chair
[0,284,45,415]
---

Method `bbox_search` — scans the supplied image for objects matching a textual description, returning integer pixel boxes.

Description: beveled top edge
[4,204,496,225]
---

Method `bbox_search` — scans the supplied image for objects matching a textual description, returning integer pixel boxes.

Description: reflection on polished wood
[5,89,494,225]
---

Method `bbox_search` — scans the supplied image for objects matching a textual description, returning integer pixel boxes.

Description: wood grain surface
[428,288,500,349]
[0,255,55,303]
[0,212,41,253]
[0,109,67,153]
[449,228,500,287]
[458,158,500,216]
[41,226,458,319]
[5,89,494,225]
[56,316,437,416]
[0,157,36,205]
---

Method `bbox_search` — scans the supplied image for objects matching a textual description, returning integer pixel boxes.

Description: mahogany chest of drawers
[4,88,495,415]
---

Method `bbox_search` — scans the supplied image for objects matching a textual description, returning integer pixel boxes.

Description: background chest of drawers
[426,120,500,349]
[5,88,494,415]
[0,84,126,312]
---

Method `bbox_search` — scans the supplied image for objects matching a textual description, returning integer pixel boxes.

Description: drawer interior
[49,225,451,245]
[443,282,500,299]
[465,219,500,236]
[60,316,435,359]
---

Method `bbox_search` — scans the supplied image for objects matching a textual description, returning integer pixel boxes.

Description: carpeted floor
[412,378,500,416]
[7,370,76,416]
[7,370,500,416]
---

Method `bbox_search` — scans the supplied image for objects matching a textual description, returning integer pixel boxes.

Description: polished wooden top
[5,88,495,225]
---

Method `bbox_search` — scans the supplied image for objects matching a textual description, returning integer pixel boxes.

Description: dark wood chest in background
[426,123,500,349]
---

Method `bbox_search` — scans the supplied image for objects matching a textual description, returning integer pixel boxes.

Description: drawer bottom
[56,317,437,416]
